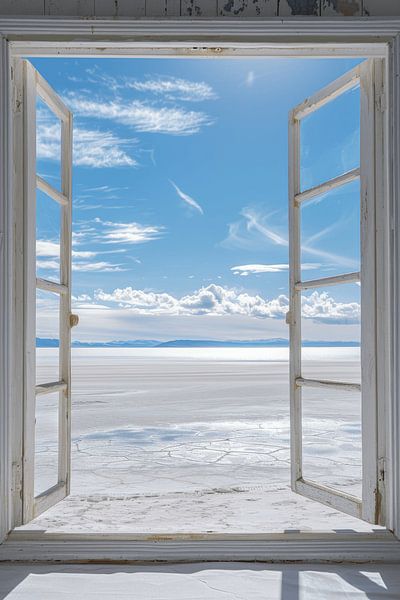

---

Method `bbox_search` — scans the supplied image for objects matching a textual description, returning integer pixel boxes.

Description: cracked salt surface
[21,347,381,533]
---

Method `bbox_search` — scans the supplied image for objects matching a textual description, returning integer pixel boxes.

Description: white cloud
[94,283,360,324]
[37,121,137,168]
[231,263,321,276]
[93,218,164,245]
[245,71,255,87]
[223,208,359,270]
[37,239,97,259]
[37,257,125,273]
[36,239,127,272]
[125,77,216,102]
[66,95,213,136]
[72,68,216,102]
[72,261,126,272]
[169,180,204,214]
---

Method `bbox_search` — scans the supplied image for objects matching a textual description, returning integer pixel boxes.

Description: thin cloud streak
[224,208,359,270]
[93,217,165,244]
[169,180,204,215]
[66,94,213,136]
[231,263,321,275]
[125,77,217,102]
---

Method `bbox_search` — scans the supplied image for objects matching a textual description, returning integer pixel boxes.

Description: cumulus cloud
[66,95,213,136]
[231,263,321,275]
[37,119,137,168]
[169,180,204,214]
[94,284,360,324]
[93,218,164,244]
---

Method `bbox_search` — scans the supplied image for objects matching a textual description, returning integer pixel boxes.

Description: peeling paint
[0,0,397,19]
[285,0,319,15]
[223,0,248,15]
[321,0,361,16]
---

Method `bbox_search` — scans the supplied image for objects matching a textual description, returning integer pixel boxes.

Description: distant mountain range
[36,337,360,348]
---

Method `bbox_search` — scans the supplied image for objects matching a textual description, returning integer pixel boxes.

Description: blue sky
[33,57,363,342]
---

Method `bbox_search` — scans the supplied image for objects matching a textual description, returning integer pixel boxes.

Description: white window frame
[16,59,73,524]
[0,18,399,562]
[288,59,385,524]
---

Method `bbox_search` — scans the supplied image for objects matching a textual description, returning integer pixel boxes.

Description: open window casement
[17,59,74,523]
[288,59,385,525]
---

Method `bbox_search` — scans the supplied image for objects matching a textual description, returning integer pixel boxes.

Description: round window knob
[70,313,79,328]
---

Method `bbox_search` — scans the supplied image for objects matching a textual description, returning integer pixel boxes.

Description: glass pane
[36,188,61,283]
[36,97,62,192]
[300,84,360,192]
[301,283,361,384]
[36,289,60,385]
[302,386,362,499]
[300,179,360,280]
[34,391,59,496]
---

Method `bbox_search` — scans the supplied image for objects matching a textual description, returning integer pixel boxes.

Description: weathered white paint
[35,381,68,396]
[295,377,361,392]
[321,0,362,17]
[94,0,146,17]
[0,0,397,17]
[0,36,11,545]
[295,168,360,204]
[364,0,400,17]
[36,175,68,206]
[18,59,73,524]
[36,277,68,294]
[288,61,382,524]
[295,271,360,290]
[218,0,277,17]
[0,20,397,561]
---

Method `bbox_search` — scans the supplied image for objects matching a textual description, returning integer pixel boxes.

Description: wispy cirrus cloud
[94,283,360,324]
[93,217,164,245]
[169,180,204,214]
[223,208,359,270]
[37,239,97,260]
[66,94,213,136]
[36,239,129,273]
[37,258,126,273]
[71,67,217,102]
[37,119,137,168]
[124,76,217,102]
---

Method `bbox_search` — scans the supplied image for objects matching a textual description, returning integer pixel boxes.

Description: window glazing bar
[296,377,361,392]
[295,168,360,205]
[295,271,360,291]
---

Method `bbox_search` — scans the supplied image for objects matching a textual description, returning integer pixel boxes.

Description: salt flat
[20,347,378,533]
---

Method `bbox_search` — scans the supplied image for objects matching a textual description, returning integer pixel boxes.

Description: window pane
[300,84,360,192]
[34,392,59,496]
[301,283,361,384]
[36,97,62,192]
[300,179,360,280]
[302,386,362,499]
[36,289,60,385]
[36,188,61,283]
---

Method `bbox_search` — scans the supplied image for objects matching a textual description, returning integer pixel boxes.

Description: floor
[0,562,399,599]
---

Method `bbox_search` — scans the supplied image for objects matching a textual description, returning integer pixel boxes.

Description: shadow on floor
[0,562,399,599]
